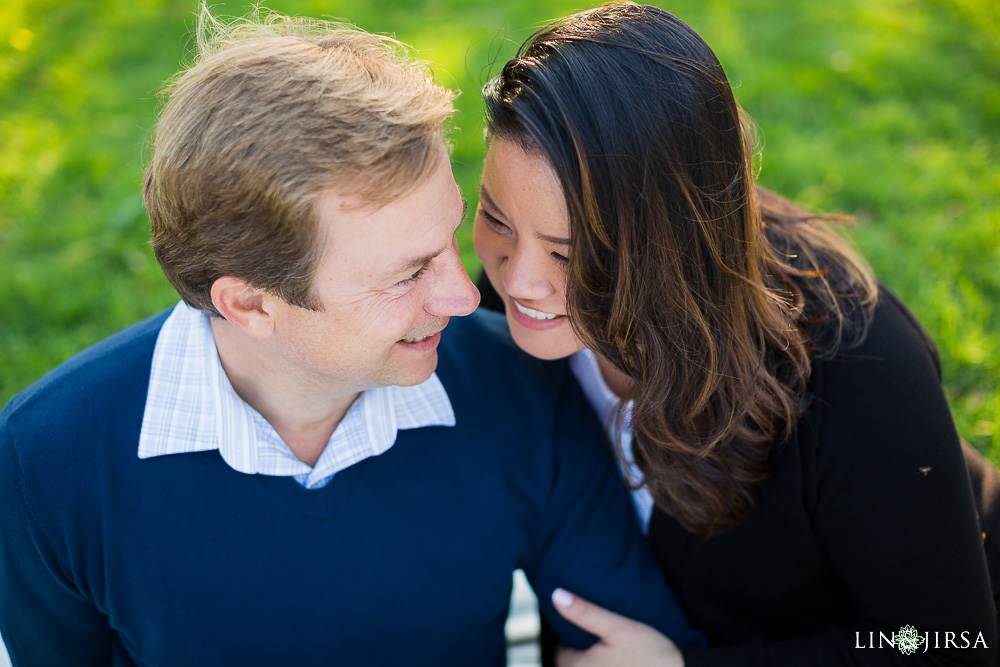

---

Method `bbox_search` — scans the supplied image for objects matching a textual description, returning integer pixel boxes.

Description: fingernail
[552,588,574,608]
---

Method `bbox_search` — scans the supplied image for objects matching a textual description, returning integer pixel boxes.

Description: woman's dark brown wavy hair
[484,1,878,535]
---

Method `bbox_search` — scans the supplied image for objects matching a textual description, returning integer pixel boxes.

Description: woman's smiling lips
[508,296,568,330]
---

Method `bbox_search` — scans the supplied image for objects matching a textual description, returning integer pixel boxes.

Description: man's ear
[210,276,275,339]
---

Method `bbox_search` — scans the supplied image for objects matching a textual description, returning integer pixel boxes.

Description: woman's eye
[395,265,428,288]
[478,208,512,235]
[551,252,568,267]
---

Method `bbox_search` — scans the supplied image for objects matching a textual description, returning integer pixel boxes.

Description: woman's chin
[506,312,584,360]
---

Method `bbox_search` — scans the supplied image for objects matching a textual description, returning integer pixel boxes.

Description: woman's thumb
[551,588,630,640]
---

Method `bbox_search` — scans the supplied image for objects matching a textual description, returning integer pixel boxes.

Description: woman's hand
[552,588,685,667]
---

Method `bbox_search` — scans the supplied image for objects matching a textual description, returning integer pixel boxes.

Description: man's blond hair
[144,7,455,315]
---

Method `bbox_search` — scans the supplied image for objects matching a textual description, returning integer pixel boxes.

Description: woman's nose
[501,248,554,302]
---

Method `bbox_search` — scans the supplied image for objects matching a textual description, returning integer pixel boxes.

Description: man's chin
[389,351,439,387]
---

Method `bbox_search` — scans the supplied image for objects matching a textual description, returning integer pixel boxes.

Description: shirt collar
[138,301,455,489]
[568,348,632,429]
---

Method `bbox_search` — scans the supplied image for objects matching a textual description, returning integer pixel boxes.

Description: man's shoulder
[439,307,515,351]
[437,308,568,394]
[1,309,171,439]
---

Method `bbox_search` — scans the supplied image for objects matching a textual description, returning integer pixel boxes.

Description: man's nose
[424,239,480,317]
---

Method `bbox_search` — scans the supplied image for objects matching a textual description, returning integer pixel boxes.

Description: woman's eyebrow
[535,231,570,245]
[477,185,504,219]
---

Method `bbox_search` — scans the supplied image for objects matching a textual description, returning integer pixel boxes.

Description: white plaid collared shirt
[137,302,455,490]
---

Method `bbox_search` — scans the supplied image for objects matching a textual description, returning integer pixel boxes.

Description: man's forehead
[385,198,468,274]
[313,173,465,278]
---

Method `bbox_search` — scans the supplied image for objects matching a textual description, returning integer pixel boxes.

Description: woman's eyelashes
[477,207,511,235]
[550,252,568,268]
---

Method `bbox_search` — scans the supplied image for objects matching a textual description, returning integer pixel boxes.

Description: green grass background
[1,0,997,460]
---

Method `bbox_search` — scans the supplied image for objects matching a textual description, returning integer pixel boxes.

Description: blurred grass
[1,0,997,460]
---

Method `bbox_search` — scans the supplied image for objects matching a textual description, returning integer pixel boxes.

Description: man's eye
[395,265,428,288]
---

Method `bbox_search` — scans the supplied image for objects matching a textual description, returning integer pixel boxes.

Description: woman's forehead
[482,140,569,236]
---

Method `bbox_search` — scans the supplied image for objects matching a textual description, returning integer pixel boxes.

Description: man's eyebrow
[388,196,468,277]
[479,184,570,246]
[391,250,441,277]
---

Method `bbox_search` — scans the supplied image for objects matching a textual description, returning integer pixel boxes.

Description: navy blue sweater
[0,308,703,666]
